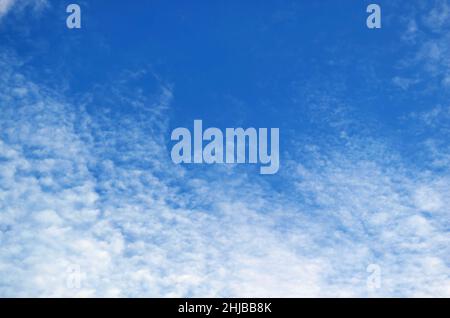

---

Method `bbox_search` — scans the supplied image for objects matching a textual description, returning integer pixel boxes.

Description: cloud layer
[0,0,47,20]
[0,1,449,297]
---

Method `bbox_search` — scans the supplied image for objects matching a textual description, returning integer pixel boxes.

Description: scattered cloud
[0,0,15,19]
[0,0,48,21]
[0,1,449,298]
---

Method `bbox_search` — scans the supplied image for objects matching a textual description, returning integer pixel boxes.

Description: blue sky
[0,0,449,297]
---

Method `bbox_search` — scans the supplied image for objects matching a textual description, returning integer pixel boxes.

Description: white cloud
[396,0,450,89]
[0,0,15,18]
[422,0,450,32]
[0,0,47,21]
[0,51,336,297]
[1,61,448,296]
[285,138,450,297]
[392,76,419,90]
[1,8,449,296]
[414,186,443,212]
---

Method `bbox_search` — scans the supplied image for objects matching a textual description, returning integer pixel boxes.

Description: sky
[0,0,449,297]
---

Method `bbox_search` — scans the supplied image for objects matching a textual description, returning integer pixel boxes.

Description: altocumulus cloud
[0,50,332,297]
[0,0,15,18]
[0,0,47,20]
[0,1,449,298]
[0,48,449,297]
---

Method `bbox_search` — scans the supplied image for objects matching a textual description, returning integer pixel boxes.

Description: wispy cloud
[0,0,47,21]
[395,0,450,89]
[0,47,448,297]
[0,0,15,19]
[0,1,449,298]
